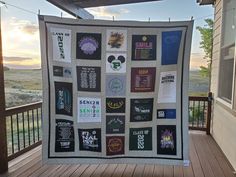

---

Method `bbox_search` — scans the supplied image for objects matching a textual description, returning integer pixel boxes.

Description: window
[218,44,234,102]
[218,0,236,104]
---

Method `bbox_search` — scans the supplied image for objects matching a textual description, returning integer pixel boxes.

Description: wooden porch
[1,131,235,177]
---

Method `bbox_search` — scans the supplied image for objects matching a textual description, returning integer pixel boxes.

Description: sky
[1,0,214,70]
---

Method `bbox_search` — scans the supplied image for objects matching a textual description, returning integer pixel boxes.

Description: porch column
[0,7,8,173]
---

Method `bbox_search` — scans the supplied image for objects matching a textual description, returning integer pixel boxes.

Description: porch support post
[0,7,8,173]
[206,92,212,135]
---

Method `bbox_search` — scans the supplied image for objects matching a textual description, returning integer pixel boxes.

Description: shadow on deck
[1,131,235,177]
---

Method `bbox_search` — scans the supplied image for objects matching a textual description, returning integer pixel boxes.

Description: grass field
[4,69,42,108]
[189,70,209,96]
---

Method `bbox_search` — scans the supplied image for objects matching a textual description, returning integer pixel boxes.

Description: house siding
[211,0,236,170]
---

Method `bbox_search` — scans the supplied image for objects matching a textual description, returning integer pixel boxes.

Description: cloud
[21,24,38,35]
[9,17,39,35]
[3,56,41,69]
[4,63,41,69]
[190,53,208,70]
[2,17,40,59]
[120,8,130,14]
[87,7,129,18]
[4,56,32,62]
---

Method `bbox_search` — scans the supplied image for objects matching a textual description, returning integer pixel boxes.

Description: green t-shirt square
[129,127,152,150]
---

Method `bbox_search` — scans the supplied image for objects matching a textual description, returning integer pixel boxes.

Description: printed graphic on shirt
[106,98,126,113]
[78,128,102,152]
[55,119,74,152]
[55,82,73,116]
[106,29,127,51]
[129,127,152,151]
[157,125,176,155]
[131,67,156,92]
[106,136,125,156]
[106,115,125,134]
[132,35,157,60]
[50,28,71,63]
[77,66,101,92]
[130,98,153,122]
[76,33,101,60]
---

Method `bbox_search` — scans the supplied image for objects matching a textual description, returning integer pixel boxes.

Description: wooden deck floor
[1,131,235,177]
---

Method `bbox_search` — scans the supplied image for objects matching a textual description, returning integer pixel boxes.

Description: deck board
[204,135,236,177]
[191,133,215,177]
[17,160,42,177]
[132,164,145,177]
[80,164,99,177]
[183,164,194,177]
[49,165,71,177]
[1,131,235,177]
[38,165,62,177]
[101,164,118,177]
[112,164,127,177]
[143,165,154,177]
[163,166,173,177]
[199,135,225,177]
[71,164,90,177]
[90,164,108,177]
[173,165,183,177]
[189,133,204,177]
[153,165,164,177]
[121,164,136,177]
[59,165,80,177]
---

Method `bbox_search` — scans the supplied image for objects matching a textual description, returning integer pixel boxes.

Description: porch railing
[188,92,212,134]
[5,94,212,161]
[5,102,42,161]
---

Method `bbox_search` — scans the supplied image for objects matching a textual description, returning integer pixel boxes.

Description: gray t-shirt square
[106,75,126,96]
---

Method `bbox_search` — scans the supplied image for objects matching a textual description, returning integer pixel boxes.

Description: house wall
[211,0,236,170]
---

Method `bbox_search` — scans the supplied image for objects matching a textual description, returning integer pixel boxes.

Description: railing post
[0,7,8,173]
[206,92,212,135]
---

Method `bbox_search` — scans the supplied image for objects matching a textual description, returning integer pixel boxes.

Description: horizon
[2,0,213,70]
[3,66,202,72]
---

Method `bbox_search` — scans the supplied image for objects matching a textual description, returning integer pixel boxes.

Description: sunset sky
[1,0,214,70]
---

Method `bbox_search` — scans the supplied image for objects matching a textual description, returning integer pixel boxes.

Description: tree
[196,19,213,79]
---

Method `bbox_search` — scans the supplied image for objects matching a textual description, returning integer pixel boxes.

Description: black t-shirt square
[55,119,74,152]
[130,98,153,122]
[55,82,73,116]
[77,66,101,92]
[78,128,102,152]
[106,115,125,134]
[106,98,126,113]
[157,125,176,155]
[132,35,157,60]
[76,33,101,60]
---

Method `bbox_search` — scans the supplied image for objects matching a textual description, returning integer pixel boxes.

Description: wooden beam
[46,0,94,19]
[73,0,161,8]
[0,8,8,173]
[47,0,161,16]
